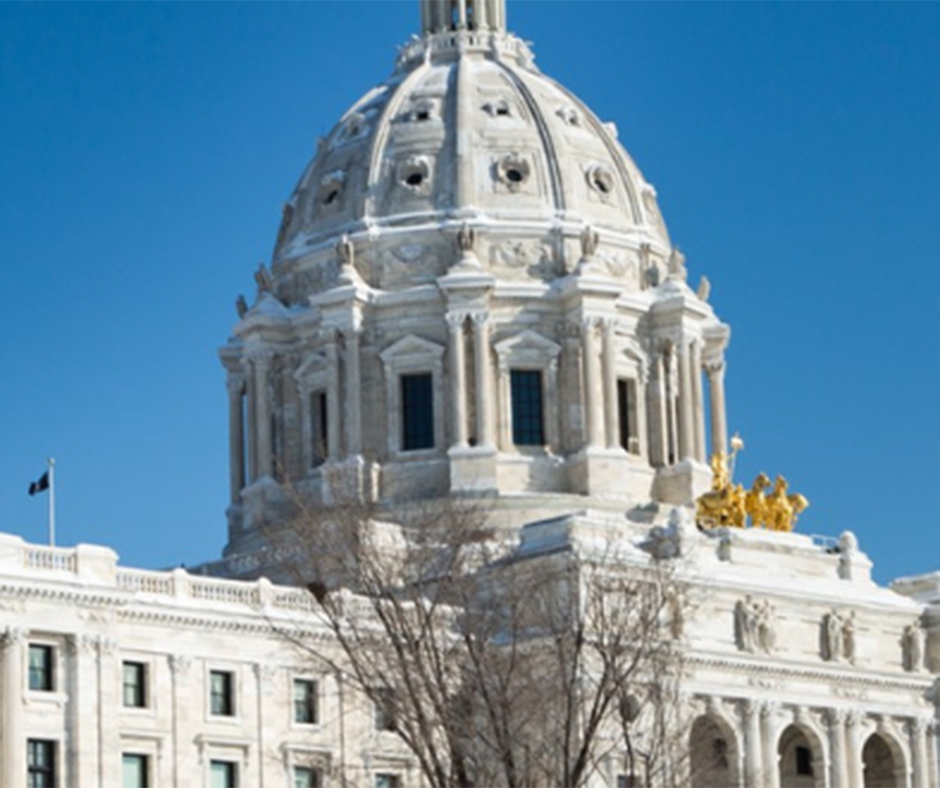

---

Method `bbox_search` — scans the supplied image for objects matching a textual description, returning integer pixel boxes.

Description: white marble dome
[271,15,670,298]
[222,0,730,558]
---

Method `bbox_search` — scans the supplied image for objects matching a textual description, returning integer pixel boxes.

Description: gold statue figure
[696,434,809,533]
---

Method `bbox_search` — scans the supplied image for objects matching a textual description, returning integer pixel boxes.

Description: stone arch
[777,722,826,788]
[862,731,905,788]
[688,713,740,788]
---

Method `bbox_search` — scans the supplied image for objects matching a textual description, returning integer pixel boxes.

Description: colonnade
[696,698,938,788]
[420,0,506,34]
[649,338,727,467]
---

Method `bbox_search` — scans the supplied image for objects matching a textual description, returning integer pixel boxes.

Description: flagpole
[47,458,55,547]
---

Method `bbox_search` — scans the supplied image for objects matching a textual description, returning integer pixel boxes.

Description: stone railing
[0,532,316,615]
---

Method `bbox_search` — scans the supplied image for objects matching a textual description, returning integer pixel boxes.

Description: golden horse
[745,473,772,528]
[764,476,810,532]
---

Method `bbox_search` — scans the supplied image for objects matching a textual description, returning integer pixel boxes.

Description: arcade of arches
[689,707,936,788]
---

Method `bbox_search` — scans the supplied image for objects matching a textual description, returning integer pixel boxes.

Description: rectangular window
[510,369,544,445]
[209,670,235,717]
[293,678,318,724]
[293,766,320,788]
[123,662,147,708]
[209,760,238,788]
[375,774,402,788]
[311,391,328,466]
[28,644,54,692]
[122,753,149,788]
[373,686,397,732]
[401,373,434,451]
[617,379,639,454]
[27,739,56,788]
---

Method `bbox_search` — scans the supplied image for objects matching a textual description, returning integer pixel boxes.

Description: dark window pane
[617,379,638,453]
[293,679,318,724]
[311,391,328,466]
[510,370,544,445]
[401,373,434,451]
[294,767,320,788]
[210,671,234,716]
[123,662,147,708]
[28,645,54,692]
[28,739,56,788]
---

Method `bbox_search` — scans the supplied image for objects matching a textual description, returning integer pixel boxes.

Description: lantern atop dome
[420,0,507,35]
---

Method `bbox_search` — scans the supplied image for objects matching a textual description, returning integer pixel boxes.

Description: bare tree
[267,481,692,788]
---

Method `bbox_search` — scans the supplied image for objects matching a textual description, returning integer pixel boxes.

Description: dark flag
[28,472,49,497]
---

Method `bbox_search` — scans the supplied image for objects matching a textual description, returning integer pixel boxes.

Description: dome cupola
[221,0,730,560]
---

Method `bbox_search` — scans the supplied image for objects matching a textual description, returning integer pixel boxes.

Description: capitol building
[2,2,938,787]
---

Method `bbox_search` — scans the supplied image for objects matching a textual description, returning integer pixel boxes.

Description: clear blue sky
[1,2,938,585]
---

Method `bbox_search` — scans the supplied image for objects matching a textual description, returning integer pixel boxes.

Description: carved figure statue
[903,623,924,672]
[823,611,843,662]
[580,225,599,259]
[697,275,711,302]
[735,596,775,654]
[696,451,746,528]
[745,473,772,529]
[696,442,809,532]
[456,222,475,254]
[235,294,248,319]
[842,612,856,664]
[336,234,355,267]
[254,263,273,295]
[666,248,687,281]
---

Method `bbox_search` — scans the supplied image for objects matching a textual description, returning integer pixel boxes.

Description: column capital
[1,627,25,649]
[704,356,726,376]
[469,311,490,327]
[226,376,246,395]
[168,654,192,677]
[246,348,275,366]
[824,707,848,727]
[446,311,469,330]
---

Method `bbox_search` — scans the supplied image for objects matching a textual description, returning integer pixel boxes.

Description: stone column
[602,319,620,450]
[97,637,120,787]
[927,723,939,788]
[324,333,341,460]
[68,635,100,787]
[650,354,668,465]
[471,313,494,450]
[169,655,194,788]
[911,718,930,788]
[845,712,865,788]
[677,339,694,461]
[826,709,848,788]
[691,341,706,463]
[761,703,779,788]
[581,318,604,449]
[342,330,362,456]
[743,700,764,788]
[245,361,258,482]
[447,313,468,448]
[227,377,246,502]
[253,353,274,478]
[1,628,25,788]
[706,359,729,457]
[666,350,680,464]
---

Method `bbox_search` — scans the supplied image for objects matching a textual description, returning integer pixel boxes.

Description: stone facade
[4,2,939,787]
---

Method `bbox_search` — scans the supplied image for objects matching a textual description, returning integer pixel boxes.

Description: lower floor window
[375,774,402,788]
[510,369,544,446]
[293,766,321,788]
[122,753,149,788]
[210,760,238,788]
[27,739,57,788]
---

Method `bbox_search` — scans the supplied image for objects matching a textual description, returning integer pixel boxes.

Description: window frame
[209,759,238,788]
[293,765,321,788]
[379,335,445,457]
[292,677,319,726]
[400,372,435,451]
[494,330,561,452]
[509,369,545,446]
[121,752,150,788]
[27,738,57,788]
[372,686,397,732]
[208,669,236,718]
[28,643,55,692]
[122,661,148,709]
[295,348,338,470]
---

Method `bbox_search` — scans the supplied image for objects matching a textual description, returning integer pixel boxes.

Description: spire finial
[421,0,506,35]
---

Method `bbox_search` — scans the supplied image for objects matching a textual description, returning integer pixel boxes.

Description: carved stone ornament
[456,222,476,254]
[169,654,192,676]
[902,623,924,672]
[254,263,274,295]
[236,294,249,319]
[734,595,776,654]
[822,610,855,664]
[580,225,599,259]
[335,234,355,268]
